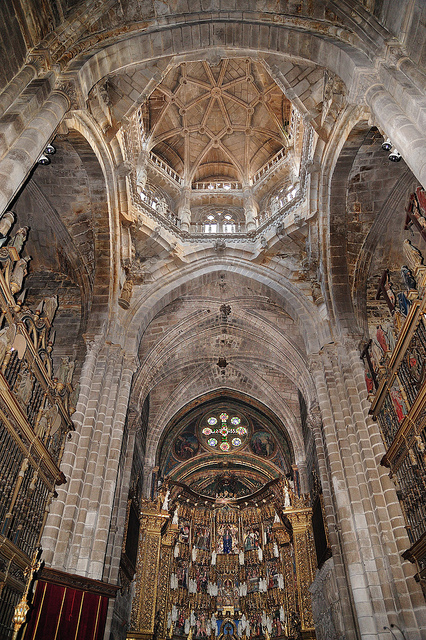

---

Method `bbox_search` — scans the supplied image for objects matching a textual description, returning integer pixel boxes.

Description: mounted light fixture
[45,144,56,155]
[38,154,50,165]
[389,148,402,162]
[381,138,392,151]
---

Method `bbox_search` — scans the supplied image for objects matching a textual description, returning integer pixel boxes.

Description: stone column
[243,187,258,232]
[136,148,149,194]
[178,187,192,233]
[129,503,169,640]
[306,403,355,640]
[0,89,70,214]
[42,337,138,581]
[309,340,426,639]
[365,83,426,188]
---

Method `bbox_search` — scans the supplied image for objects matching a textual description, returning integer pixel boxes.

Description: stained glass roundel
[198,409,249,452]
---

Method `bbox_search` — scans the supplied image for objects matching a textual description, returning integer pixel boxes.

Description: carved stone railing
[150,152,183,186]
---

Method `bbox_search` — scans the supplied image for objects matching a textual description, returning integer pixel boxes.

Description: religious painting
[194,524,210,551]
[175,608,186,636]
[194,565,209,593]
[176,559,188,589]
[217,576,240,612]
[263,520,274,545]
[249,431,276,457]
[271,610,285,637]
[246,565,260,593]
[194,611,210,638]
[406,345,426,388]
[174,430,199,460]
[244,526,260,551]
[249,611,262,636]
[389,381,408,423]
[216,523,239,554]
[267,558,279,588]
[178,517,191,544]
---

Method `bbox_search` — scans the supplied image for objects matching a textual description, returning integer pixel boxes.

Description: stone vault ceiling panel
[144,58,292,186]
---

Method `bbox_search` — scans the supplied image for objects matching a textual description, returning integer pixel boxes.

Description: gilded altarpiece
[128,481,316,640]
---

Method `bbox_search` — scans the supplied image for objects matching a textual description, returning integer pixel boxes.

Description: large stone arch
[133,305,313,400]
[142,361,306,471]
[120,257,330,355]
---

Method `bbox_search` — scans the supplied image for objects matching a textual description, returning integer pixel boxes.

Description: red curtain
[23,580,109,640]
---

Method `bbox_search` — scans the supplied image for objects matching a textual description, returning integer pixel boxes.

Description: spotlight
[45,144,56,155]
[389,148,402,162]
[38,154,51,165]
[381,138,392,151]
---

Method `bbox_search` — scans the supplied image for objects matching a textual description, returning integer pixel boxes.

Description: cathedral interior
[0,1,426,640]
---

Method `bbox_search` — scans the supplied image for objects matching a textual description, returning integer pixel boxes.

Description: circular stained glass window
[199,409,250,453]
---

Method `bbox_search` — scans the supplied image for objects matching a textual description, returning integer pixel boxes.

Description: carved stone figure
[0,323,15,366]
[401,264,417,291]
[0,211,15,239]
[9,227,29,255]
[157,198,168,215]
[16,365,34,409]
[57,356,75,385]
[118,279,133,309]
[43,295,58,324]
[10,256,30,294]
[403,239,424,271]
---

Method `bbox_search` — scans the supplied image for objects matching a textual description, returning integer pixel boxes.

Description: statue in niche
[223,528,233,554]
[118,278,133,309]
[217,523,238,554]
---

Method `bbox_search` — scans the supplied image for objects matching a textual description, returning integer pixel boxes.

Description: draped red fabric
[23,580,109,640]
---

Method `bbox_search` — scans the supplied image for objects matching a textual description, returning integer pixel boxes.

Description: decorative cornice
[40,566,119,598]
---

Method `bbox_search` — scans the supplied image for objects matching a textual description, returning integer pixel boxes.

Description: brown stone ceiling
[144,58,292,185]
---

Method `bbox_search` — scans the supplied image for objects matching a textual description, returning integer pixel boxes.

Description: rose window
[199,410,249,452]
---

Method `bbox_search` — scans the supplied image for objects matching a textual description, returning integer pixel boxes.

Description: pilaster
[128,503,169,640]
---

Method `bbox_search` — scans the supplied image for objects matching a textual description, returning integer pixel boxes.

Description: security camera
[381,138,392,151]
[389,148,402,162]
[45,144,56,155]
[38,154,51,165]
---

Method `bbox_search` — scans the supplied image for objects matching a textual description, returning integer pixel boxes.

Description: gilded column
[128,502,169,640]
[157,526,177,640]
[287,502,316,636]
